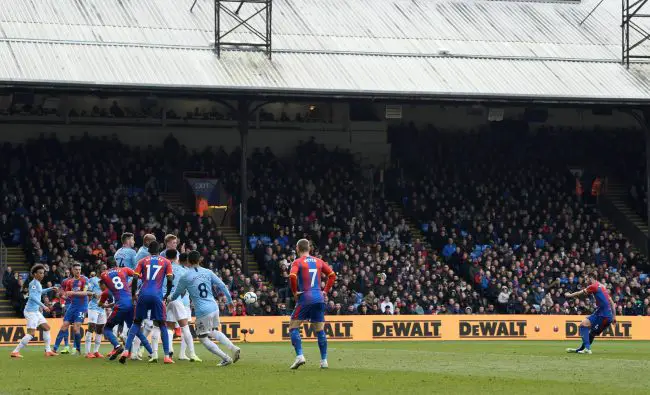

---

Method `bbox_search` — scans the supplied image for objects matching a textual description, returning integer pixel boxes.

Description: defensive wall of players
[1,316,648,345]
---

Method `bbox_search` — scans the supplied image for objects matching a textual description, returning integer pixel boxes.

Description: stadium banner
[1,315,648,345]
[186,178,223,205]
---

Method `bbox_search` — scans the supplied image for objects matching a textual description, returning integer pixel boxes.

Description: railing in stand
[0,239,7,285]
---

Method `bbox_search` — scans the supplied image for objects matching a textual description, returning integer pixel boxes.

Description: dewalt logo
[0,325,42,345]
[459,320,527,338]
[281,321,353,340]
[565,321,632,339]
[372,320,441,339]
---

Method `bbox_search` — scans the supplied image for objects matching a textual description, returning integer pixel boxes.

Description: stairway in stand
[388,202,435,257]
[220,226,259,275]
[160,192,188,213]
[160,191,260,276]
[606,182,648,236]
[0,247,29,317]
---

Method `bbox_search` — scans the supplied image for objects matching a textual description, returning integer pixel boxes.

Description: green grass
[2,341,650,394]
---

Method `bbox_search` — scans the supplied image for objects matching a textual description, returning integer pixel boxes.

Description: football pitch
[2,341,649,394]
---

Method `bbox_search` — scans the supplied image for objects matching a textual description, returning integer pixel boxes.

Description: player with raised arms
[170,250,240,366]
[288,239,336,370]
[100,258,154,360]
[120,241,174,364]
[565,272,617,354]
[53,263,93,355]
[84,269,106,359]
[164,249,201,362]
[10,264,59,358]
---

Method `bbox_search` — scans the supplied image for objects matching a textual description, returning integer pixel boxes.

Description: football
[244,291,258,304]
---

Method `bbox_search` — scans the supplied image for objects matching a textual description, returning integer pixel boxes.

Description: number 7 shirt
[290,255,336,306]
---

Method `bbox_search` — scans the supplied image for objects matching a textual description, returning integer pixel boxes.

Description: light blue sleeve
[127,249,137,270]
[171,274,187,301]
[42,287,55,293]
[211,272,232,304]
[28,286,46,309]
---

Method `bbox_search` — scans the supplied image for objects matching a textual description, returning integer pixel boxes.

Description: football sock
[199,337,228,360]
[104,328,120,348]
[167,328,175,355]
[94,334,103,353]
[125,323,141,352]
[14,334,33,353]
[317,330,328,360]
[136,331,154,355]
[53,329,66,351]
[132,335,141,354]
[43,330,51,352]
[181,325,196,357]
[151,327,161,355]
[74,332,82,352]
[212,330,237,351]
[85,332,93,354]
[290,328,303,357]
[579,326,591,350]
[160,326,170,356]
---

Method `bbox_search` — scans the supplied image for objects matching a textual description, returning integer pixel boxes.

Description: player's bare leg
[288,320,306,369]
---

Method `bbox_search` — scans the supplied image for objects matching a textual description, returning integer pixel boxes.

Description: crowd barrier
[1,315,648,345]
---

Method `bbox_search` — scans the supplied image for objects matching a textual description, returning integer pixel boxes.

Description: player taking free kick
[565,272,617,354]
[288,239,336,370]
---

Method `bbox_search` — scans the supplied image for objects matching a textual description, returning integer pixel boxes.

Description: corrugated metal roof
[0,0,649,101]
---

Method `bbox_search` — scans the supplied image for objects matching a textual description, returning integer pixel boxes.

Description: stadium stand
[388,125,650,316]
[1,128,650,318]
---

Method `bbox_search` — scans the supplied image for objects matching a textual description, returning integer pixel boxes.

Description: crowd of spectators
[387,124,650,316]
[1,128,649,319]
[0,134,256,315]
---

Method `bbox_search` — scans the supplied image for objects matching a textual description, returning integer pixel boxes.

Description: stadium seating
[0,135,257,315]
[387,125,650,316]
[1,130,649,318]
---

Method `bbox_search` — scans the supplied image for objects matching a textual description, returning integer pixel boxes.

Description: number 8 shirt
[100,267,136,311]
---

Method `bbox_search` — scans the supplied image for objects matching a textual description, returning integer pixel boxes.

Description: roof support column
[238,98,250,275]
[645,114,650,254]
